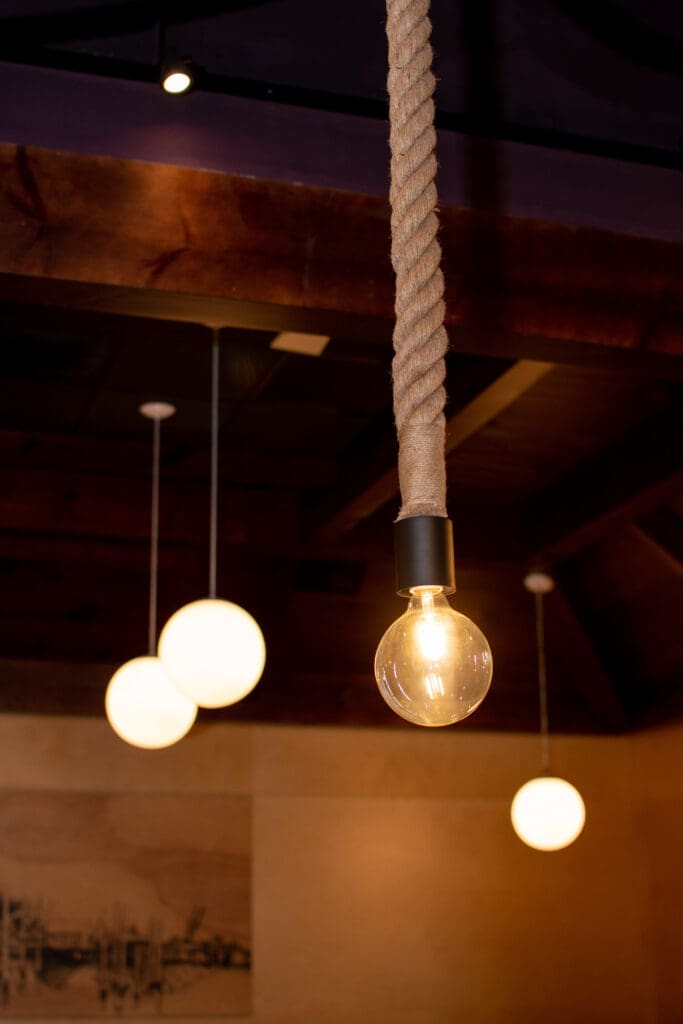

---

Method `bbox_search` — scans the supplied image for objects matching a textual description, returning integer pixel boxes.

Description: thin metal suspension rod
[148,415,161,656]
[535,591,550,775]
[209,331,219,600]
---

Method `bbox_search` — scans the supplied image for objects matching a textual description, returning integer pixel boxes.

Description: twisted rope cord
[386,0,448,520]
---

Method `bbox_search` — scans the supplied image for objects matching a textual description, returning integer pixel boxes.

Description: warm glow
[511,776,586,851]
[162,70,192,94]
[374,587,492,727]
[105,656,197,749]
[158,598,266,708]
[415,590,447,660]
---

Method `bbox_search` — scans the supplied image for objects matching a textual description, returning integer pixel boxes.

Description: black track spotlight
[161,56,195,95]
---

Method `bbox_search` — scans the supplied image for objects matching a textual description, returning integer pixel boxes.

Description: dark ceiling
[0,0,681,737]
[2,0,683,165]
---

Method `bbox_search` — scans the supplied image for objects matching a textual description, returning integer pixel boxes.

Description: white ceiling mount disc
[523,571,554,594]
[139,401,177,421]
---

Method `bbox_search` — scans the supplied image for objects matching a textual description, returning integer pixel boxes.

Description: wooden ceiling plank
[525,408,683,565]
[2,276,682,378]
[0,427,336,489]
[0,466,299,547]
[0,534,200,573]
[546,583,629,732]
[1,144,682,369]
[636,508,683,570]
[530,469,683,566]
[444,360,555,450]
[310,360,554,544]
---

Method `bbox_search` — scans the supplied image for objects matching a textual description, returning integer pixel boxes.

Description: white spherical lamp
[158,598,266,708]
[511,775,586,851]
[105,656,197,749]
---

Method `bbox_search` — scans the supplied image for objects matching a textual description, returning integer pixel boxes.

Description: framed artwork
[0,791,251,1017]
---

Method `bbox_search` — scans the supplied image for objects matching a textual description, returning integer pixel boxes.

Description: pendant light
[510,573,586,851]
[374,0,492,726]
[158,331,266,708]
[105,402,197,749]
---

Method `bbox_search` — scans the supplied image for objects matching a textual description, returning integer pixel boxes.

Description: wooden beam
[553,524,683,727]
[546,584,629,732]
[310,360,554,544]
[0,466,298,546]
[0,534,199,573]
[0,427,336,489]
[0,275,394,347]
[2,277,682,380]
[636,508,683,569]
[444,360,555,449]
[1,144,682,369]
[524,407,683,565]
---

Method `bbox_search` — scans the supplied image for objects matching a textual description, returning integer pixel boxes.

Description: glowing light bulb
[158,598,266,708]
[511,776,586,851]
[374,587,492,727]
[162,69,193,94]
[105,656,197,749]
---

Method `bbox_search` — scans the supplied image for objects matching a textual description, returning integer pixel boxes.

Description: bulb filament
[425,672,445,698]
[414,588,446,661]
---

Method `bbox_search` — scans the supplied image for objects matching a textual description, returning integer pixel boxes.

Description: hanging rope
[386,0,448,521]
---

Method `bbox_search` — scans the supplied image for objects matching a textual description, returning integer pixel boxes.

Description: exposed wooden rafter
[310,360,554,544]
[547,584,629,732]
[523,408,683,565]
[636,508,683,569]
[1,144,681,368]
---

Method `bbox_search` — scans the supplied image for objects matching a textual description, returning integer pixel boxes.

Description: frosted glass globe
[511,776,586,851]
[105,656,197,749]
[374,587,493,727]
[158,598,266,708]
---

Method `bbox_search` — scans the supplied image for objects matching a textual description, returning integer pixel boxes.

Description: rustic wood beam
[310,359,554,544]
[0,275,393,347]
[1,144,682,369]
[0,466,298,546]
[1,479,517,577]
[0,533,199,574]
[546,584,629,732]
[2,277,682,381]
[524,407,683,565]
[0,427,336,489]
[636,508,683,569]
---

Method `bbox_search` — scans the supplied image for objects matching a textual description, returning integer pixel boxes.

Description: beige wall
[0,713,681,1023]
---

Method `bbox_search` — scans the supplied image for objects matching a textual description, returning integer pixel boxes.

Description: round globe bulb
[374,587,493,727]
[105,656,197,749]
[511,776,586,851]
[158,598,266,708]
[162,70,192,94]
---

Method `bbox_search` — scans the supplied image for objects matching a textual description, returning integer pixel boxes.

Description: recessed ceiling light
[270,331,330,357]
